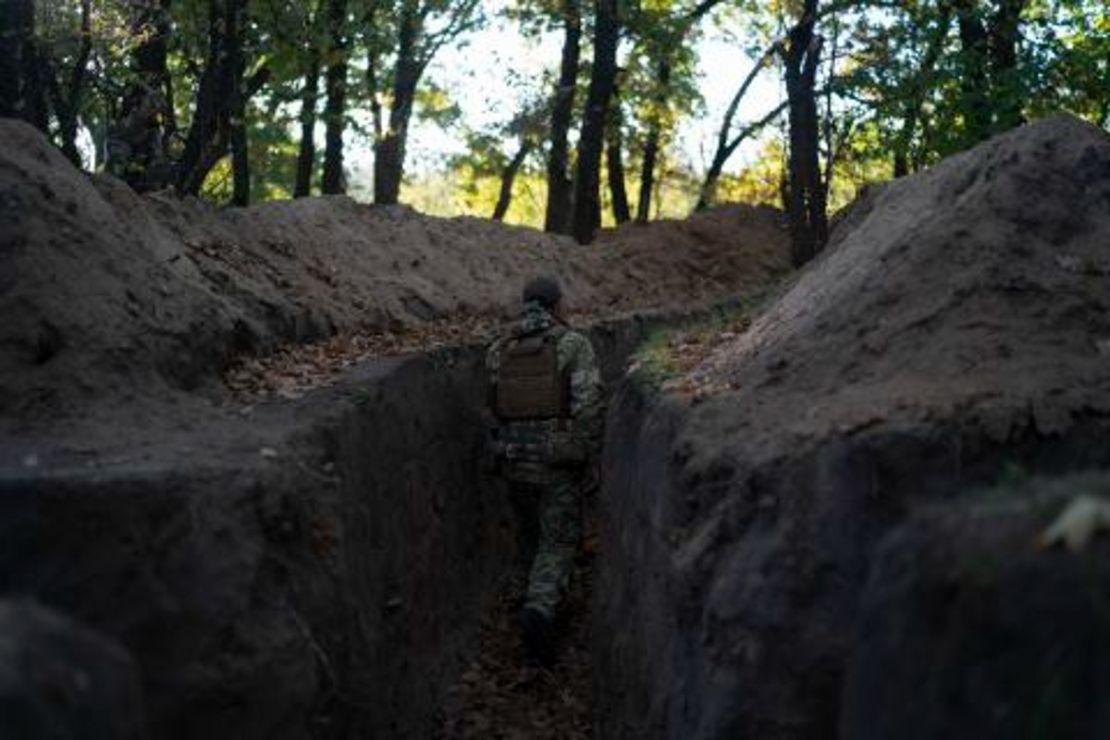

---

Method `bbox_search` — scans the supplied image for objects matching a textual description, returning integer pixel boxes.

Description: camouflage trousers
[505,467,583,619]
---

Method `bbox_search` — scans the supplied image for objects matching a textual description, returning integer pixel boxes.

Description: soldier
[486,276,604,667]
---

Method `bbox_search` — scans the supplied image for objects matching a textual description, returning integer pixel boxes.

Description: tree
[39,0,94,166]
[494,102,548,220]
[321,0,348,194]
[0,0,28,119]
[368,0,483,205]
[1,0,49,129]
[543,0,582,234]
[954,0,1027,144]
[294,8,323,197]
[891,4,952,176]
[628,0,724,222]
[571,0,619,244]
[6,0,1106,215]
[175,0,269,200]
[606,71,631,224]
[782,0,827,266]
[634,55,668,223]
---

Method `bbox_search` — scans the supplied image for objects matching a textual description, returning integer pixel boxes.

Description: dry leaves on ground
[224,316,501,402]
[437,549,595,739]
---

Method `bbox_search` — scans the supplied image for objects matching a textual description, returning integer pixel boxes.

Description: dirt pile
[684,113,1110,446]
[597,114,1110,738]
[0,116,789,426]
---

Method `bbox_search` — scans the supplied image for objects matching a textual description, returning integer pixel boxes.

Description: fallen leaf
[1038,494,1110,552]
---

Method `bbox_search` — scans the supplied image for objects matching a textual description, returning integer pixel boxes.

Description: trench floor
[436,535,596,738]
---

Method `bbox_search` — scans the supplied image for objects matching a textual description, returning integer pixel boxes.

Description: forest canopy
[1,0,1107,250]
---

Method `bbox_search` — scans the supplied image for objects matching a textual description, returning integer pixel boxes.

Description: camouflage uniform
[486,301,604,619]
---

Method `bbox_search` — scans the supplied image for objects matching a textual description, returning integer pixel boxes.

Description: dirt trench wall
[841,474,1110,740]
[0,349,496,740]
[0,311,667,740]
[596,383,1110,740]
[594,116,1110,739]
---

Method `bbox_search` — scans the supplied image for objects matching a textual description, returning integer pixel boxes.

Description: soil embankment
[0,114,788,439]
[596,114,1110,738]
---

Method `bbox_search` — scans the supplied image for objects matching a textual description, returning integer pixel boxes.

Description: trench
[0,309,692,740]
[8,303,1110,740]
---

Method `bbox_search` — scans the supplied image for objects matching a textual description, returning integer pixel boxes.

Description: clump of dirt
[0,116,791,427]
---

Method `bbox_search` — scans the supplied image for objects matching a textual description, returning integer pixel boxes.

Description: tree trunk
[493,140,533,221]
[372,67,418,205]
[373,6,421,205]
[111,0,173,190]
[572,0,619,244]
[321,0,348,195]
[367,52,383,142]
[988,0,1026,132]
[783,0,827,267]
[636,130,659,223]
[227,0,249,206]
[17,0,49,133]
[955,0,991,145]
[636,58,670,223]
[544,0,581,234]
[176,0,223,195]
[294,47,320,197]
[693,45,781,212]
[175,0,263,198]
[696,153,727,212]
[0,0,27,118]
[606,139,630,224]
[42,0,91,167]
[606,81,630,224]
[695,99,788,211]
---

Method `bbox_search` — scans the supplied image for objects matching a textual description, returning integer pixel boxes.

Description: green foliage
[629,299,767,390]
[713,138,786,208]
[631,329,686,390]
[16,0,1110,213]
[830,0,1109,177]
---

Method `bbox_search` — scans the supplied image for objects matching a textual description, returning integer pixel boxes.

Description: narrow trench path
[436,529,597,738]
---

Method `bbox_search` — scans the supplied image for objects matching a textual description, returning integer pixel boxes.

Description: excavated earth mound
[0,115,788,437]
[598,114,1110,739]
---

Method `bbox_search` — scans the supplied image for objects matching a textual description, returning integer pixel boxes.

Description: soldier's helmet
[522,275,562,309]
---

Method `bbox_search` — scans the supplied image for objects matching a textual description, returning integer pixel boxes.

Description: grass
[629,297,767,393]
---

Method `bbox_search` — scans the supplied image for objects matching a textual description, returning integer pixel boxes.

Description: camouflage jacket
[485,302,604,469]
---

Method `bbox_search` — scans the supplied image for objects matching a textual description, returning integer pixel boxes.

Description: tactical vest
[494,326,570,421]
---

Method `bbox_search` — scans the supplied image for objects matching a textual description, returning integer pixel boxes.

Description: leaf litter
[436,530,598,739]
[224,315,500,402]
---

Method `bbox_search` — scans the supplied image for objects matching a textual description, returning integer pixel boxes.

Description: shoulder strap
[545,324,569,342]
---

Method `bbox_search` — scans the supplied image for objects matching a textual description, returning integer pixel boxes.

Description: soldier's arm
[561,332,605,460]
[484,339,505,419]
